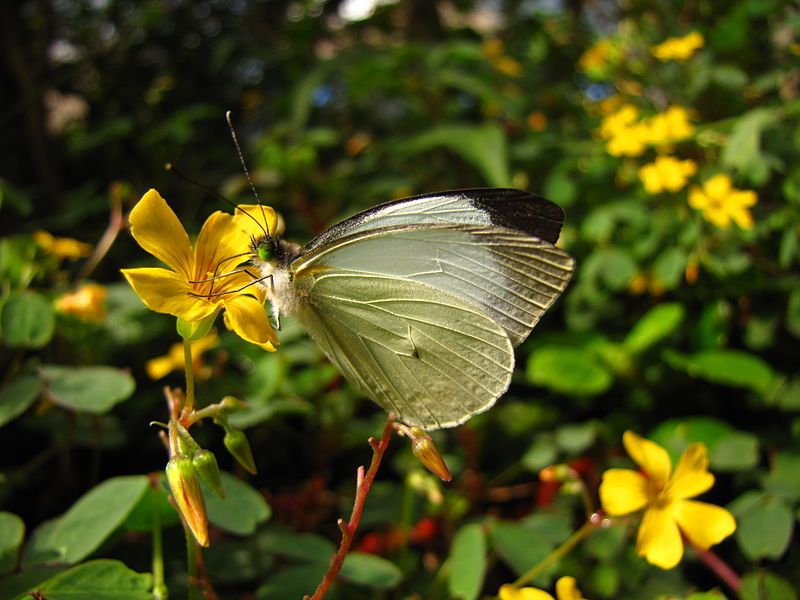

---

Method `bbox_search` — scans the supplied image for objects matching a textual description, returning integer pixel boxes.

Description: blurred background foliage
[1,0,799,598]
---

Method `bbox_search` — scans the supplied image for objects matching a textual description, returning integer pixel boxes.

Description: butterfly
[246,188,574,430]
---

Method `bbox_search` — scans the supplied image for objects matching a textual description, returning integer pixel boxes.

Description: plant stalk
[305,414,397,600]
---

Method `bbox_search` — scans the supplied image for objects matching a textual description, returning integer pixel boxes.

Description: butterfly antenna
[164,163,268,238]
[226,110,271,237]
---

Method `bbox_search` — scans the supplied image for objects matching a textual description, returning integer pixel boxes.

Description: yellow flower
[638,156,697,194]
[599,104,639,139]
[651,32,704,62]
[121,189,277,350]
[600,431,736,570]
[34,230,93,259]
[499,576,586,600]
[606,123,650,157]
[146,331,220,380]
[688,174,757,229]
[493,55,523,77]
[645,106,694,146]
[56,283,107,322]
[527,111,548,132]
[578,39,615,77]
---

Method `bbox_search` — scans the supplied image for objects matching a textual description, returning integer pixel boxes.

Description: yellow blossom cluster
[146,331,220,380]
[689,174,757,229]
[599,105,694,157]
[56,283,107,322]
[482,39,523,77]
[499,576,585,600]
[578,38,615,76]
[34,230,93,260]
[651,32,705,62]
[638,156,697,194]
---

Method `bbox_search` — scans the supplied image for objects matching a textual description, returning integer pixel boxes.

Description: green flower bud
[165,454,209,547]
[192,449,225,498]
[224,428,257,474]
[409,427,452,482]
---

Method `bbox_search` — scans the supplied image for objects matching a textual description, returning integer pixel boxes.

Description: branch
[305,414,397,600]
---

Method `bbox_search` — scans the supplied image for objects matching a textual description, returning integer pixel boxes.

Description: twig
[76,193,124,282]
[690,541,741,593]
[305,414,397,600]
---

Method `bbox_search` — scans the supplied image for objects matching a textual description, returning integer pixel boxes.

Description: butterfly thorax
[250,236,304,319]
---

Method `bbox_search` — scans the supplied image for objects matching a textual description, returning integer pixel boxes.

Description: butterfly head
[249,235,300,269]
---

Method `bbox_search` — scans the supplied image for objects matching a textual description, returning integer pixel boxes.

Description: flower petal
[498,584,555,600]
[623,431,672,483]
[233,204,279,239]
[600,468,649,515]
[674,500,736,550]
[129,190,194,278]
[636,506,683,569]
[666,443,714,500]
[122,267,218,321]
[555,576,584,600]
[222,294,278,347]
[194,211,253,284]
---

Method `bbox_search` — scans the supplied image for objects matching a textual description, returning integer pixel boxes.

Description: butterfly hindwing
[291,270,514,429]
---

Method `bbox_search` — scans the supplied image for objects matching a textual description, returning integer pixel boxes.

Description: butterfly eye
[257,244,273,261]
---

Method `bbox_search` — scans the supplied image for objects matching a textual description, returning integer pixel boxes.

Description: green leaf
[0,512,25,574]
[0,566,66,600]
[651,247,687,290]
[583,523,626,560]
[341,552,403,589]
[787,290,800,339]
[407,123,510,187]
[0,291,55,348]
[23,476,148,565]
[708,431,759,471]
[762,453,800,500]
[256,563,328,600]
[624,303,685,354]
[521,434,558,472]
[721,108,777,183]
[527,347,612,397]
[650,417,757,470]
[40,365,136,414]
[0,374,42,428]
[258,528,336,562]
[731,492,794,561]
[663,349,776,396]
[685,592,728,600]
[14,559,151,600]
[555,421,597,454]
[739,571,798,600]
[447,523,486,600]
[491,520,552,577]
[205,472,271,535]
[123,479,180,533]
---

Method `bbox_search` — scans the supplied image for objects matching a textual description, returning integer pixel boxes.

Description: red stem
[691,542,741,593]
[305,414,397,600]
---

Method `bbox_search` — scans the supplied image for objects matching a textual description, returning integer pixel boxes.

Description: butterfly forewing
[291,270,514,429]
[293,224,574,347]
[303,189,567,253]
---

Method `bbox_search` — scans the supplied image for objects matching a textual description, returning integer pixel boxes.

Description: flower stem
[305,414,397,600]
[184,522,202,600]
[691,542,741,593]
[513,518,599,588]
[150,476,168,600]
[183,339,195,412]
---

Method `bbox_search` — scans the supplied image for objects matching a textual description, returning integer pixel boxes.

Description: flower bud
[409,427,451,482]
[165,454,209,547]
[192,449,225,498]
[224,428,257,474]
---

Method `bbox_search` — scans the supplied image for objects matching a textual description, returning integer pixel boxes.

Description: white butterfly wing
[291,269,513,429]
[293,224,574,347]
